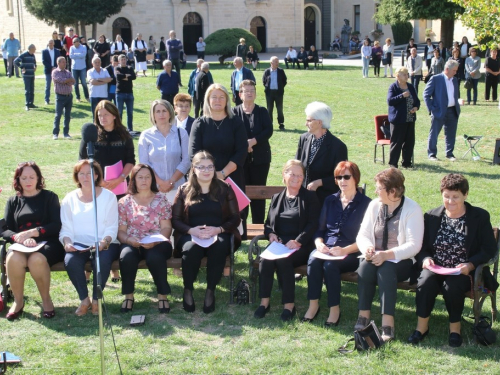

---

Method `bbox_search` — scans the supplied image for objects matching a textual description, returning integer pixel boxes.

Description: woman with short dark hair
[93,34,111,68]
[465,48,482,105]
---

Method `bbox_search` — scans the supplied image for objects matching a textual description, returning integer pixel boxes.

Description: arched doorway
[250,16,266,52]
[183,12,203,55]
[304,7,316,48]
[112,17,132,47]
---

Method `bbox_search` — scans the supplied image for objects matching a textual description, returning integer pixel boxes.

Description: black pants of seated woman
[307,253,359,307]
[178,233,231,290]
[416,269,471,322]
[120,242,173,295]
[389,122,415,168]
[244,161,270,224]
[259,247,310,304]
[357,259,413,316]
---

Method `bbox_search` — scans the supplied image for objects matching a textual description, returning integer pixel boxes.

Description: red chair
[374,115,390,164]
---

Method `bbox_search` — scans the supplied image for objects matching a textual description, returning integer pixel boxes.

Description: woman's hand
[23,238,37,247]
[156,178,173,193]
[457,262,474,275]
[371,251,389,266]
[365,246,375,261]
[127,236,141,248]
[285,240,301,250]
[329,246,345,256]
[189,226,216,239]
[422,258,435,270]
[410,107,418,113]
[402,91,410,98]
[141,242,158,249]
[13,230,36,244]
[269,233,281,243]
[317,242,329,254]
[307,179,322,191]
[64,243,77,252]
[102,177,123,191]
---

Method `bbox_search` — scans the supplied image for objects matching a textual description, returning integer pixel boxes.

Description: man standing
[42,39,60,105]
[156,59,180,105]
[87,57,112,119]
[14,44,37,111]
[407,47,423,94]
[262,56,287,130]
[69,37,89,103]
[52,56,75,139]
[196,37,206,59]
[167,30,183,85]
[423,60,461,162]
[116,54,137,132]
[194,62,210,117]
[63,28,78,71]
[188,59,213,117]
[3,32,21,77]
[230,57,255,106]
[284,46,298,69]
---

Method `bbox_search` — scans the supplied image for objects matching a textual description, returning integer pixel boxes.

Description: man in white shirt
[284,46,298,69]
[406,48,423,94]
[87,57,112,120]
[42,39,60,104]
[110,35,128,56]
[196,37,206,59]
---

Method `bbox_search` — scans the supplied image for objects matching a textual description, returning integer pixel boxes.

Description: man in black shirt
[115,54,136,132]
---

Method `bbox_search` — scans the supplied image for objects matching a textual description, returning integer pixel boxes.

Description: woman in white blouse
[60,160,119,316]
[383,38,394,78]
[138,99,190,202]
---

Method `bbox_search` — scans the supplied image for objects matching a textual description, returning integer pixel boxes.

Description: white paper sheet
[140,234,169,244]
[191,235,218,248]
[311,249,347,261]
[73,242,93,251]
[259,241,298,260]
[9,241,47,253]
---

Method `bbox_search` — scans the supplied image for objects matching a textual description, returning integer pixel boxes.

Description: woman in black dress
[172,151,241,314]
[246,46,259,70]
[2,162,64,320]
[93,34,111,68]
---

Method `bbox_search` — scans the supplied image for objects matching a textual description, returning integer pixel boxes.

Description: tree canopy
[205,28,262,64]
[451,0,500,47]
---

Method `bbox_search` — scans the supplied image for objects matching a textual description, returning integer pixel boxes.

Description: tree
[205,28,262,64]
[451,0,500,48]
[376,0,463,47]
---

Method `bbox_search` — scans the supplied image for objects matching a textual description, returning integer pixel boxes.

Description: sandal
[158,300,170,314]
[380,325,394,342]
[43,310,56,319]
[120,298,134,313]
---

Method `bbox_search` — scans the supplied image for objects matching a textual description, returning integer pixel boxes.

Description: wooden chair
[374,114,390,164]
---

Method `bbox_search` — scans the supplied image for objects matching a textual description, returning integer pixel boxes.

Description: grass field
[0,61,500,374]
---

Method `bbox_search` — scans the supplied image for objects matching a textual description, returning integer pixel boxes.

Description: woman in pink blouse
[117,164,173,313]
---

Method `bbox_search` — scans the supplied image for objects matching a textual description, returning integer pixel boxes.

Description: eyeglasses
[335,175,352,181]
[18,161,36,167]
[194,165,215,172]
[285,172,304,179]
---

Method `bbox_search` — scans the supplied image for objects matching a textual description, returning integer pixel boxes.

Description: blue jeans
[362,57,370,77]
[72,68,89,100]
[23,76,35,105]
[108,85,116,104]
[90,97,107,121]
[64,243,120,301]
[45,73,52,103]
[410,75,422,95]
[116,92,134,131]
[427,107,459,158]
[467,78,479,104]
[53,93,73,136]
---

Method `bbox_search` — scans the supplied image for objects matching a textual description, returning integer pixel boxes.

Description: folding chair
[374,115,390,164]
[462,134,483,160]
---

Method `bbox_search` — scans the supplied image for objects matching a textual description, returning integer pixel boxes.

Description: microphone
[81,123,98,159]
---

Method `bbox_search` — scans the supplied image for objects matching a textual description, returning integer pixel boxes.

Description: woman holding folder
[254,160,319,321]
[117,164,173,313]
[302,161,371,326]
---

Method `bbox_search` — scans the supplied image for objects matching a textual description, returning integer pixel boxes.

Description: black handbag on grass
[464,77,473,90]
[463,315,497,346]
[338,320,384,353]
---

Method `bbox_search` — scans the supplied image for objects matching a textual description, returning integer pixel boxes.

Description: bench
[317,54,324,69]
[0,235,236,307]
[248,226,499,326]
[245,185,283,240]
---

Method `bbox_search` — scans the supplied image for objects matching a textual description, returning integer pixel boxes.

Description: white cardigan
[356,197,424,260]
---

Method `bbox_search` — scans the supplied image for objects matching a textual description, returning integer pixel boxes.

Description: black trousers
[265,90,284,126]
[194,97,203,118]
[119,242,173,295]
[161,93,175,106]
[233,92,242,106]
[197,52,205,59]
[297,60,308,70]
[373,58,381,76]
[178,233,231,291]
[307,252,359,307]
[171,58,182,84]
[259,246,310,304]
[416,268,471,323]
[485,74,498,101]
[357,259,413,316]
[389,121,415,168]
[243,160,270,224]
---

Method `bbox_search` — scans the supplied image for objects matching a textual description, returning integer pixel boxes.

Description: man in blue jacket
[423,60,460,161]
[3,32,21,78]
[167,30,183,85]
[230,57,255,105]
[42,39,60,105]
[14,44,37,111]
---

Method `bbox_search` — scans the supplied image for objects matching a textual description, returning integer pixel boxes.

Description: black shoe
[183,289,195,313]
[279,124,285,131]
[254,304,270,319]
[203,296,215,314]
[301,307,320,323]
[158,300,170,314]
[280,307,296,321]
[120,298,134,313]
[449,332,463,347]
[408,329,429,345]
[324,312,342,328]
[28,104,38,109]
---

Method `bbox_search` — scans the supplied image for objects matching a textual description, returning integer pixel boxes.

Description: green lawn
[1,62,500,374]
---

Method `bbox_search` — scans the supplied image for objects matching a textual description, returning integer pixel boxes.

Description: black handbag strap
[338,338,356,354]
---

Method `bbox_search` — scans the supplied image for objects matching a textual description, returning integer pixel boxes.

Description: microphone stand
[87,141,106,374]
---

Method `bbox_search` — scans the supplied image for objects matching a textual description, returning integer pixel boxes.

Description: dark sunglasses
[335,174,352,181]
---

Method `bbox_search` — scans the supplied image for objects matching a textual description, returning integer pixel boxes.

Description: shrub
[205,28,262,64]
[391,22,413,46]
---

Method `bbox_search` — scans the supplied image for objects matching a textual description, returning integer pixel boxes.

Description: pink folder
[104,160,128,196]
[225,177,251,211]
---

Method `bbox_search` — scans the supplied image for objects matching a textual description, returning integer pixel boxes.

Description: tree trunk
[80,21,87,38]
[440,18,455,48]
[92,23,97,40]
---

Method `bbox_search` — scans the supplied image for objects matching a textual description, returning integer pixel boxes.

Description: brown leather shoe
[75,299,91,316]
[91,300,99,316]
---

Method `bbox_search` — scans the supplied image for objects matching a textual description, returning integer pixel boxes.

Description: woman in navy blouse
[302,161,371,326]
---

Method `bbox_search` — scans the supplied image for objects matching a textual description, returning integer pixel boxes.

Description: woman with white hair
[295,101,348,207]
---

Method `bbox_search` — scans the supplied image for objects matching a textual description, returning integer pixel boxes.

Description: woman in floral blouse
[117,164,173,313]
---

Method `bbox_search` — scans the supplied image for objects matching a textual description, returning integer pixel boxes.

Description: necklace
[212,117,226,130]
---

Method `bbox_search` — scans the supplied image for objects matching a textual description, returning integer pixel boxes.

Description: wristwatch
[120,173,126,180]
[220,170,226,179]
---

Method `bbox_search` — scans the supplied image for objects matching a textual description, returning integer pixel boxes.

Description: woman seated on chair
[2,162,64,320]
[254,159,319,321]
[302,161,371,326]
[355,167,424,342]
[172,151,241,314]
[408,174,497,348]
[60,160,120,316]
[117,164,173,314]
[246,46,259,71]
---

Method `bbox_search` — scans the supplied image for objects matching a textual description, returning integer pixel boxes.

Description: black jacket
[195,70,210,102]
[262,67,287,94]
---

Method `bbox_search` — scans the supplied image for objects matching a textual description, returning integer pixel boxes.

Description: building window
[354,5,360,33]
[374,4,382,31]
[6,0,13,14]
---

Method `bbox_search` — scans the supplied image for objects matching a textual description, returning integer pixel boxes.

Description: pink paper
[427,264,461,276]
[225,177,250,211]
[104,160,128,196]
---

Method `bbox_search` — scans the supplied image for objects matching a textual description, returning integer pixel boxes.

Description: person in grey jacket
[14,44,37,110]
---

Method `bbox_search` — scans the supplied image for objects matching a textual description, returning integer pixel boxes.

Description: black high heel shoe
[203,296,216,314]
[324,312,341,328]
[301,307,321,323]
[158,300,170,314]
[183,289,195,313]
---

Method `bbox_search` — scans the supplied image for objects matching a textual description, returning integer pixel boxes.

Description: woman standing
[459,36,472,81]
[387,67,420,169]
[428,49,444,76]
[448,48,462,98]
[236,38,247,59]
[484,48,499,102]
[465,47,481,105]
[361,39,372,78]
[383,38,394,78]
[2,162,64,320]
[372,41,383,78]
[132,33,148,77]
[139,100,190,203]
[232,79,273,224]
[93,35,111,68]
[147,36,156,55]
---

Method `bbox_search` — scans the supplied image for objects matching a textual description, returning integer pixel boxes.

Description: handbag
[338,320,384,353]
[464,77,473,90]
[233,279,250,305]
[382,57,389,65]
[463,315,497,346]
[424,73,433,83]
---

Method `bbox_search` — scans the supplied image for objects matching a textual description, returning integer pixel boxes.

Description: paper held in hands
[311,249,347,261]
[358,254,400,263]
[140,234,169,244]
[260,241,299,260]
[191,235,218,248]
[225,177,251,211]
[427,264,461,276]
[73,242,93,251]
[104,160,128,196]
[9,241,47,253]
